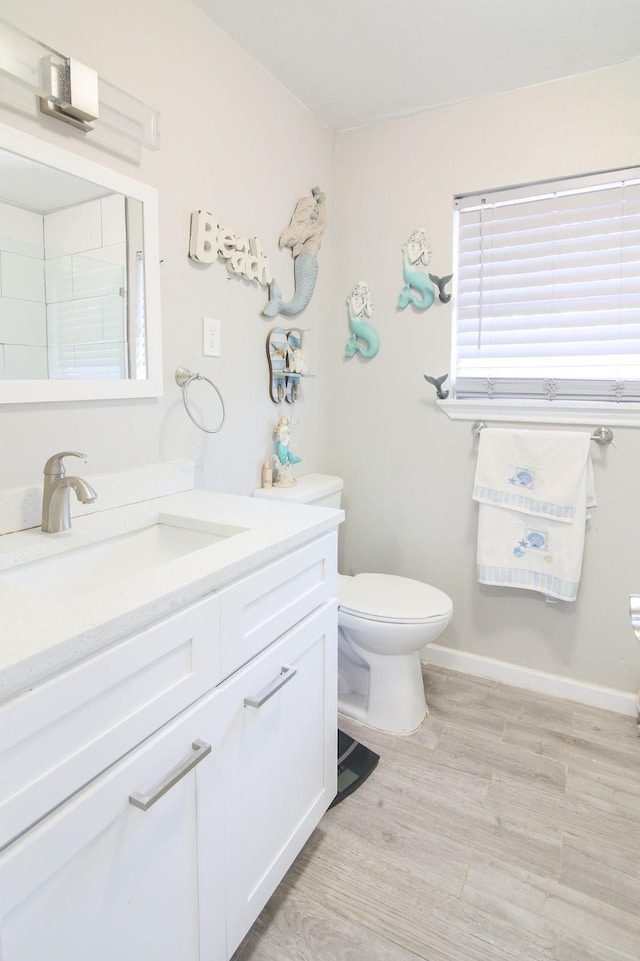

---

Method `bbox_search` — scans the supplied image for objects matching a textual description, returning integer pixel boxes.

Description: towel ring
[175,367,226,434]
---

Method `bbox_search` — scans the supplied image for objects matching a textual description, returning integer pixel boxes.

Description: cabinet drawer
[0,592,221,852]
[219,532,337,679]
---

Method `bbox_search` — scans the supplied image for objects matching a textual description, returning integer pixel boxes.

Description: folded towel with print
[473,429,596,601]
[473,427,592,522]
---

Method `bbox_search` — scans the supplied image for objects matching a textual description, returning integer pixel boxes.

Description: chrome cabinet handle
[244,665,298,709]
[129,739,212,811]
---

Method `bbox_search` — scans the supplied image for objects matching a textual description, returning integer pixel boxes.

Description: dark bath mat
[329,729,380,808]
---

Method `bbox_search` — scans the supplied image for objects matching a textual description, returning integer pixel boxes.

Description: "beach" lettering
[189,210,272,286]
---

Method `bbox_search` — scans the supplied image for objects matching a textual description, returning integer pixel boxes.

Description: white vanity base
[0,487,342,961]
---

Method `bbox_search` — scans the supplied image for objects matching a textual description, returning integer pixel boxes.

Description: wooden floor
[232,666,640,961]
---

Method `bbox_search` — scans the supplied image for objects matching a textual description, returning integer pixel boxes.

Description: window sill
[437,398,640,428]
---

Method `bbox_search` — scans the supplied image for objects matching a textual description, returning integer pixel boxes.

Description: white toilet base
[253,480,452,737]
[339,634,429,735]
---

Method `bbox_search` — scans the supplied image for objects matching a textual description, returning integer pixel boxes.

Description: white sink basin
[0,516,244,598]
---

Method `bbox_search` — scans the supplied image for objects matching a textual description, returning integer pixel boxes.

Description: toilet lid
[338,573,452,624]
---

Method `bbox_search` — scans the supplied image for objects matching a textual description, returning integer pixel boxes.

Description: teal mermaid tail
[344,306,379,359]
[276,440,301,465]
[262,252,319,318]
[397,252,436,311]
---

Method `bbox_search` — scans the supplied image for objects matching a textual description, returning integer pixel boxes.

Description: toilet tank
[253,472,343,508]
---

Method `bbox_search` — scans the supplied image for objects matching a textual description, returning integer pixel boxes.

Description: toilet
[253,473,453,734]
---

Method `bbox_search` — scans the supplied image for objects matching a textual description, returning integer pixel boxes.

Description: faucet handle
[43,451,87,476]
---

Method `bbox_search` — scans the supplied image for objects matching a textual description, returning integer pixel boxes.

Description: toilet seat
[338,573,452,624]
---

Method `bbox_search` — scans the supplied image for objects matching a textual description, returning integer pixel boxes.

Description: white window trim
[438,396,640,427]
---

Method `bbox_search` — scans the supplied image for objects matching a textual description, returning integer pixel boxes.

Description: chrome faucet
[41,451,97,533]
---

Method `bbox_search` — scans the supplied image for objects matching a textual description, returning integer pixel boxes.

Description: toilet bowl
[337,573,452,733]
[253,473,453,735]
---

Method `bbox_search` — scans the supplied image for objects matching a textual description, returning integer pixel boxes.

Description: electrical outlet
[203,317,221,357]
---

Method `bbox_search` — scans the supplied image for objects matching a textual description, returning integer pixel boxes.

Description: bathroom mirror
[0,121,162,403]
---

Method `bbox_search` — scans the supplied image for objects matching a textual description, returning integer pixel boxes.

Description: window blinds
[452,168,640,402]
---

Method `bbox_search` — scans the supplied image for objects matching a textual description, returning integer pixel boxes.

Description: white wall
[331,61,640,693]
[1,0,639,696]
[0,0,334,492]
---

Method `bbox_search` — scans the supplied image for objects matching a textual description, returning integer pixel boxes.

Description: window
[450,168,640,417]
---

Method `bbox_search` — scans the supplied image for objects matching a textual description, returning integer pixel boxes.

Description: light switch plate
[203,317,221,357]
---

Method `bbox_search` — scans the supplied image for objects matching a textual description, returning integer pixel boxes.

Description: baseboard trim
[423,644,638,717]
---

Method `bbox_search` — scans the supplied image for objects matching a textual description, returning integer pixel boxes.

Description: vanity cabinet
[0,531,338,961]
[0,692,226,961]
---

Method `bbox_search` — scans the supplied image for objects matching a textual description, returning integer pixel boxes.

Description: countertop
[0,489,343,704]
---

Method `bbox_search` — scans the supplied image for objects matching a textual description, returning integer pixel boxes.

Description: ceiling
[192,0,640,130]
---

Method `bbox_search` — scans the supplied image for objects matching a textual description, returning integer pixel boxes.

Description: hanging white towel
[473,429,596,602]
[473,427,593,521]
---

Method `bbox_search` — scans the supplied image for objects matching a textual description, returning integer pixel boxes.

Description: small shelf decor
[266,327,313,403]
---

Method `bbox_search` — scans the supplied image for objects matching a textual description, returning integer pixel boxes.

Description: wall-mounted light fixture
[0,15,159,157]
[38,54,100,132]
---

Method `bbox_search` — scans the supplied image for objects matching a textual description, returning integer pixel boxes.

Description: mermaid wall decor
[262,187,327,319]
[397,227,453,312]
[344,281,379,360]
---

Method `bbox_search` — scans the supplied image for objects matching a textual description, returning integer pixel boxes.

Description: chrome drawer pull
[244,665,298,709]
[129,739,212,811]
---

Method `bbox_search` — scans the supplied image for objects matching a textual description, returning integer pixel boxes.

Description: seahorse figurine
[397,227,451,311]
[262,187,327,318]
[345,281,379,360]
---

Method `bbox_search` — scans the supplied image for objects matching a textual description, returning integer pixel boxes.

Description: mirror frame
[0,121,162,404]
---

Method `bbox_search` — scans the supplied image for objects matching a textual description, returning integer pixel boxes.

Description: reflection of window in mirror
[0,193,148,381]
[45,193,126,381]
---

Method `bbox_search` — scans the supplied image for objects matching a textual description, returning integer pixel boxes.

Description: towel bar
[471,422,614,445]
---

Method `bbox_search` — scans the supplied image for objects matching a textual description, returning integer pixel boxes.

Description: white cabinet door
[222,601,337,957]
[0,693,226,961]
